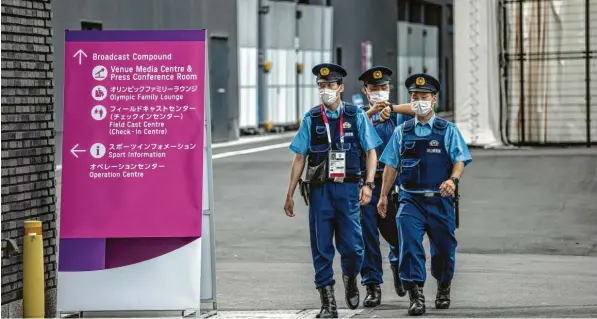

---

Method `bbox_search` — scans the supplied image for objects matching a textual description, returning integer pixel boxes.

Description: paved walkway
[55,142,597,317]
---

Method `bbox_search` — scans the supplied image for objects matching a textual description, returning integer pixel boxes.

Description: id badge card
[328,151,346,180]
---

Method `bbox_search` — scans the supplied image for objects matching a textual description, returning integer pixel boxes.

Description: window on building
[335,47,342,66]
[398,0,407,21]
[424,3,441,26]
[447,4,453,25]
[296,0,329,5]
[409,1,422,23]
[81,21,102,30]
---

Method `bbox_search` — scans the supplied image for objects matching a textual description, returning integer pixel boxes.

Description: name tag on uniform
[328,151,346,181]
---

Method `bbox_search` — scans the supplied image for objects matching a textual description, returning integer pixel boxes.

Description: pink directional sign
[61,30,205,240]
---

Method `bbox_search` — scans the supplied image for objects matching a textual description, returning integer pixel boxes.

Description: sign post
[58,29,212,315]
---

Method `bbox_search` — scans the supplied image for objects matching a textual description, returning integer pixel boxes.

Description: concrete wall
[330,0,400,104]
[51,0,239,165]
[1,0,58,317]
[237,0,332,129]
[331,0,454,111]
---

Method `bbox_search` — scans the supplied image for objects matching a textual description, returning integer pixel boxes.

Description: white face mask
[368,90,390,104]
[319,88,338,105]
[411,100,433,116]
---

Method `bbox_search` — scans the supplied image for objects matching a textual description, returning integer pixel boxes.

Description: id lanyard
[320,104,344,149]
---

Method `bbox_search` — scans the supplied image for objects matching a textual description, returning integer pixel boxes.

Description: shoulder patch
[309,105,322,117]
[433,117,449,130]
[343,103,358,116]
[403,118,415,132]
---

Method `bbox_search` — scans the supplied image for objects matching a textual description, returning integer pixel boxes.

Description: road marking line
[55,142,291,171]
[212,133,294,149]
[212,142,290,159]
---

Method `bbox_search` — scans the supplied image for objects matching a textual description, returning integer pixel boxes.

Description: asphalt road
[211,142,597,317]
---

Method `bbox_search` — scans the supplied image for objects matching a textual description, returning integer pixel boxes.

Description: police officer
[377,73,472,316]
[284,63,383,318]
[357,66,412,307]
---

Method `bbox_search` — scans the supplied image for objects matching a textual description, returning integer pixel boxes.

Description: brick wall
[1,0,57,317]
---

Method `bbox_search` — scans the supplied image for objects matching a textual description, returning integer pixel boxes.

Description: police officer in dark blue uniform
[357,66,412,307]
[377,73,472,316]
[284,63,382,318]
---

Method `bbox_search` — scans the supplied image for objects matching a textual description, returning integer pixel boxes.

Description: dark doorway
[209,36,233,143]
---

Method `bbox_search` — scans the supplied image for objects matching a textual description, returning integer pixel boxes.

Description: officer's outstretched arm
[391,103,416,116]
[286,154,306,199]
[380,103,415,121]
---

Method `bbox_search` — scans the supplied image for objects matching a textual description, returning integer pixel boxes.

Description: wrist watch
[363,181,375,190]
[450,177,459,185]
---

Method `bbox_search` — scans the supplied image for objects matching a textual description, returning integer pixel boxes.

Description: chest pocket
[315,125,327,135]
[399,158,420,187]
[401,140,417,156]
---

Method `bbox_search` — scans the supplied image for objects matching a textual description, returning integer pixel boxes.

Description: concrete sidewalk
[211,146,597,317]
[211,243,597,318]
[53,145,597,318]
[353,252,597,318]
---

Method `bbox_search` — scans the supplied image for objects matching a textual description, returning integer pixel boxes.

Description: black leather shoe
[390,263,407,297]
[435,281,451,309]
[407,285,426,316]
[316,285,338,318]
[342,275,360,309]
[363,284,381,307]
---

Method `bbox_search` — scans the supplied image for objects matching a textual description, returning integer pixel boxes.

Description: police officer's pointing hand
[284,196,295,217]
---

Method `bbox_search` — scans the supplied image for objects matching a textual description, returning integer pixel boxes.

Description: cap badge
[373,70,382,79]
[320,67,330,76]
[415,76,426,86]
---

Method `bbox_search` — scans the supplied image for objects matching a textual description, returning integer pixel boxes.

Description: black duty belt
[326,175,361,183]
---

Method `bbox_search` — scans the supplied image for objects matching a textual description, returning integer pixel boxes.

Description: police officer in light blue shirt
[357,66,412,308]
[284,63,382,318]
[377,73,472,316]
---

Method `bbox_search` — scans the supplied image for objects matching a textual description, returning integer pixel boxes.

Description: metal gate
[499,0,596,146]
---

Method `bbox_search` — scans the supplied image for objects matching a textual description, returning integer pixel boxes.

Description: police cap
[358,66,393,86]
[405,73,441,93]
[312,63,347,83]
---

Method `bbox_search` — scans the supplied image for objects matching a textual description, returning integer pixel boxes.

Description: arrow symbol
[70,144,86,158]
[73,49,88,65]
